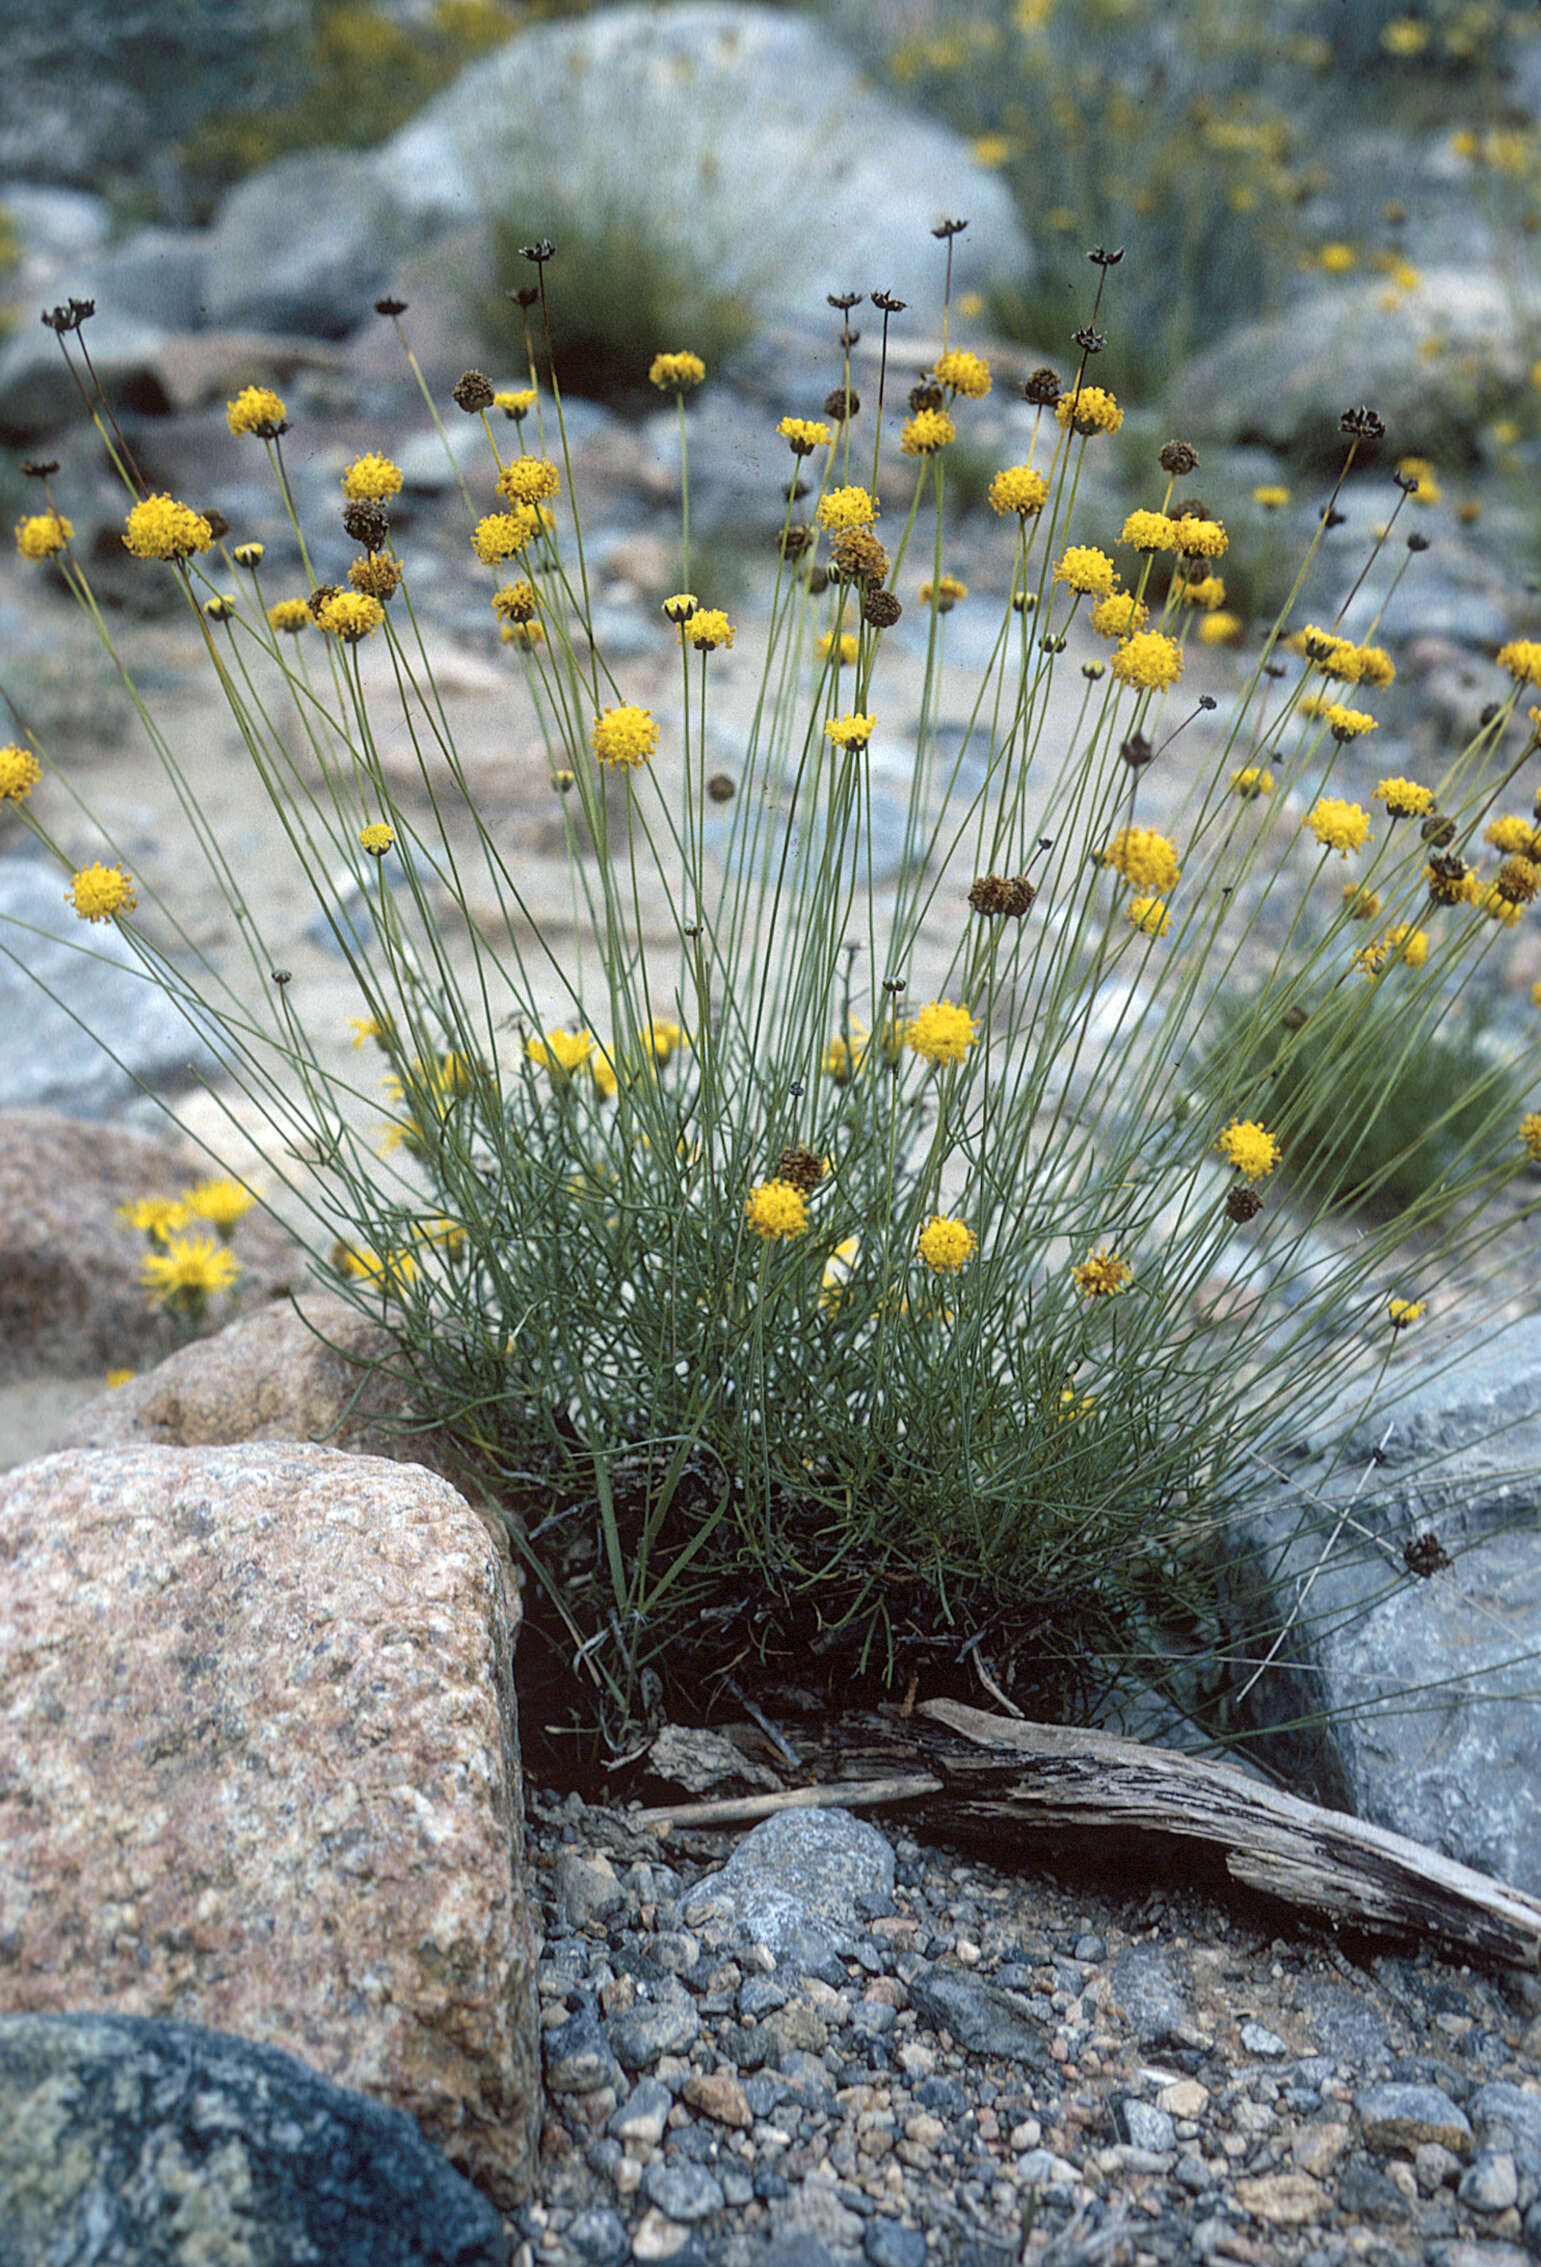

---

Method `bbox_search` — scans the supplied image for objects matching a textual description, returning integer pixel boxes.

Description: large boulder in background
[379,2,1033,331]
[1174,266,1523,466]
[0,2011,510,2267]
[1233,1318,1541,1893]
[0,1441,539,2207]
[0,1108,301,1378]
[206,149,415,337]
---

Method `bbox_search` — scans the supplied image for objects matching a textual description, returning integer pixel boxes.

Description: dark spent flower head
[1225,1186,1265,1223]
[862,589,902,629]
[42,297,95,333]
[519,239,556,263]
[1073,325,1106,354]
[969,873,1037,918]
[453,369,496,413]
[1403,1532,1451,1577]
[1089,244,1125,266]
[510,285,540,309]
[1393,468,1423,493]
[824,386,860,421]
[840,326,861,352]
[1198,693,1217,711]
[779,523,814,558]
[1421,814,1456,846]
[1159,440,1200,474]
[21,459,59,478]
[374,297,407,316]
[775,1144,825,1192]
[908,381,944,414]
[1022,366,1062,405]
[932,217,969,238]
[871,290,907,312]
[706,772,735,803]
[1321,508,1347,529]
[1121,731,1155,768]
[203,508,230,541]
[1340,405,1387,439]
[306,583,342,620]
[1407,531,1430,551]
[827,290,864,311]
[342,498,390,551]
[806,564,829,593]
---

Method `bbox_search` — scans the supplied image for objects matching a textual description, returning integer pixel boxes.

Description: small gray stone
[1119,2099,1177,2154]
[567,2205,629,2266]
[1240,2021,1289,2058]
[1109,1945,1194,2047]
[644,2160,726,2222]
[1459,2150,1519,2213]
[864,2219,927,2267]
[683,1806,895,1960]
[1358,2082,1473,2158]
[607,1994,700,2070]
[555,1851,627,1928]
[610,2077,673,2147]
[738,1976,787,2019]
[906,1965,1054,2071]
[544,2002,621,2095]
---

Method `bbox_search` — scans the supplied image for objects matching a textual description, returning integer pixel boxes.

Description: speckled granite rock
[0,1441,538,2207]
[0,2010,511,2267]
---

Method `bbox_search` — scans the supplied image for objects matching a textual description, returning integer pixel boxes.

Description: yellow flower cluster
[824,714,876,750]
[1055,384,1122,436]
[1176,516,1228,559]
[267,599,311,634]
[15,510,73,560]
[745,1180,808,1240]
[497,457,561,507]
[681,608,735,651]
[1325,703,1378,741]
[472,508,542,564]
[1374,777,1434,818]
[492,581,537,623]
[1100,827,1181,894]
[1120,510,1181,552]
[225,385,287,438]
[340,453,404,502]
[591,705,658,770]
[988,466,1048,517]
[1125,895,1171,937]
[1497,639,1541,686]
[918,1216,975,1273]
[68,863,137,922]
[1217,1119,1281,1179]
[900,409,956,456]
[817,486,879,532]
[359,823,395,856]
[123,495,214,560]
[933,348,991,398]
[526,1027,595,1078]
[1089,592,1148,639]
[1304,798,1371,855]
[1231,766,1274,798]
[1072,1250,1131,1298]
[778,417,833,454]
[494,388,537,419]
[1111,632,1183,691]
[141,1233,242,1309]
[904,999,978,1066]
[649,351,706,394]
[316,591,384,642]
[1053,545,1117,596]
[0,744,41,802]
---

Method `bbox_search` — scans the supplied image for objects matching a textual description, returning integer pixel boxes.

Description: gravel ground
[508,1783,1541,2267]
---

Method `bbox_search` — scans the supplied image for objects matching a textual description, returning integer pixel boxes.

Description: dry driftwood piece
[634,1700,1541,1969]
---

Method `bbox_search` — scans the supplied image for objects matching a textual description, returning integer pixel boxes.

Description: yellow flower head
[1522,1112,1541,1164]
[591,704,659,770]
[778,416,833,454]
[141,1233,242,1310]
[117,1195,192,1242]
[919,576,967,611]
[1388,1295,1427,1329]
[933,348,991,399]
[185,1177,257,1234]
[649,350,706,394]
[817,631,860,667]
[918,1215,976,1273]
[682,608,735,651]
[1318,242,1357,273]
[1125,894,1172,937]
[1177,516,1228,560]
[1181,575,1226,610]
[1231,766,1275,799]
[494,388,537,419]
[1055,384,1122,436]
[1325,703,1378,742]
[68,863,136,922]
[745,1179,809,1240]
[123,494,214,561]
[1374,777,1434,819]
[1304,798,1372,855]
[1355,643,1396,687]
[1397,454,1440,505]
[1111,632,1183,691]
[0,744,42,802]
[1497,639,1541,686]
[497,456,561,507]
[1197,611,1243,646]
[341,452,404,501]
[225,385,287,438]
[316,591,384,643]
[267,598,312,633]
[824,713,876,751]
[1053,544,1117,596]
[1100,826,1181,894]
[1120,509,1181,553]
[1072,1249,1132,1299]
[1217,1119,1281,1180]
[15,510,73,560]
[526,1027,595,1079]
[1089,591,1148,640]
[817,485,879,532]
[1252,484,1291,509]
[471,508,542,564]
[1489,815,1541,856]
[905,999,978,1067]
[359,822,395,856]
[900,408,957,456]
[1385,923,1430,967]
[492,580,537,623]
[988,466,1048,517]
[1296,625,1365,682]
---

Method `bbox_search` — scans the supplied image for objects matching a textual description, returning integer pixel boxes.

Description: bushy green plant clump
[7,254,1541,1763]
[820,0,1524,391]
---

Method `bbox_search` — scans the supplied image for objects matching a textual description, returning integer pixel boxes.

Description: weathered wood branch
[633,1701,1541,1970]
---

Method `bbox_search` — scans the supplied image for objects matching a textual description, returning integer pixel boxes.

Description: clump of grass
[7,249,1541,1774]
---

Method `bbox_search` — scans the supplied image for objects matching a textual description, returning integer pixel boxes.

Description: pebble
[515,1787,1541,2267]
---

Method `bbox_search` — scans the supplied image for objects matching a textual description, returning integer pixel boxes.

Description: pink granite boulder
[0,1441,538,2207]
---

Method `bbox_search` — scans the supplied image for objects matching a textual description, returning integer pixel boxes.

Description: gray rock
[906,1965,1054,2071]
[543,2002,621,2096]
[1294,1978,1390,2071]
[1358,2082,1473,2158]
[1108,1944,1194,2047]
[379,3,1031,333]
[1472,2082,1541,2164]
[1119,2099,1177,2154]
[1240,2021,1289,2058]
[606,1991,700,2070]
[0,2010,509,2267]
[207,150,413,338]
[610,2076,674,2146]
[865,2220,927,2267]
[0,850,217,1114]
[85,225,213,333]
[0,308,170,438]
[555,1851,628,1929]
[1176,265,1525,466]
[567,2206,629,2266]
[1232,1319,1541,1890]
[644,2160,726,2221]
[1460,2151,1519,2213]
[683,1805,894,1958]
